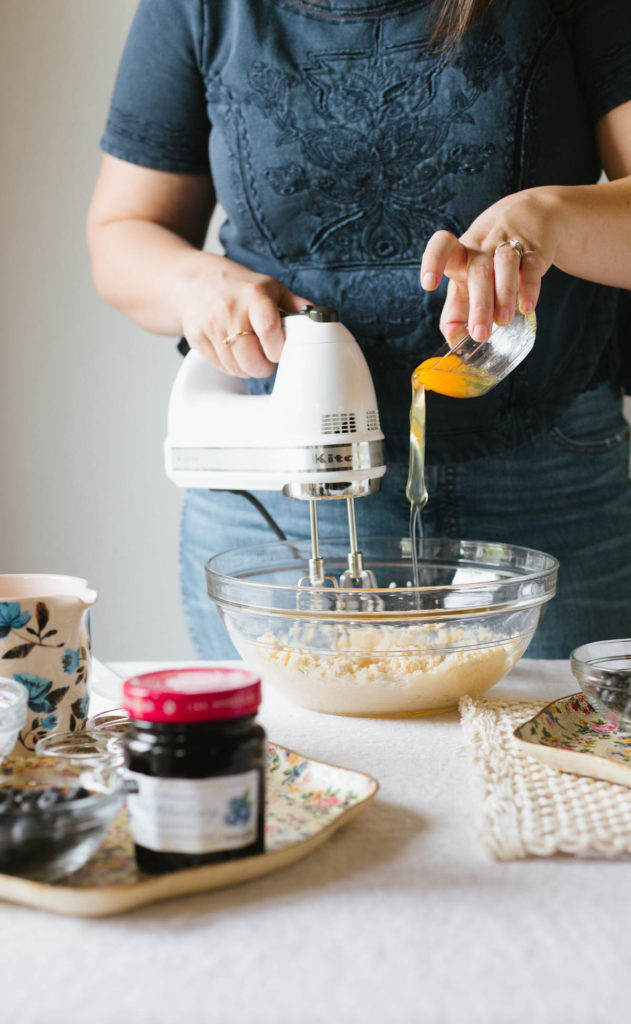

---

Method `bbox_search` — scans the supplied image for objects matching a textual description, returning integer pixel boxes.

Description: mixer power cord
[218,492,311,568]
[221,490,288,542]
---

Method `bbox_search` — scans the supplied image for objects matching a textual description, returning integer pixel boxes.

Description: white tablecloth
[2,659,629,1024]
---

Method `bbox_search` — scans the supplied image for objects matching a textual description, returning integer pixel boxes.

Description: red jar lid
[122,667,261,723]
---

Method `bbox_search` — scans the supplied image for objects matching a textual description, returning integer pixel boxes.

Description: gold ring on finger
[494,238,525,260]
[223,330,257,346]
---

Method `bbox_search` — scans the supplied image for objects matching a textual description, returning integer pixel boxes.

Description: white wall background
[0,1,199,661]
[1,3,629,663]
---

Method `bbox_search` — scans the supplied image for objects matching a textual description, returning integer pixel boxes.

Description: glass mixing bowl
[206,536,558,716]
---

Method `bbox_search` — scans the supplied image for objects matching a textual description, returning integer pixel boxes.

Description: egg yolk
[412,354,494,398]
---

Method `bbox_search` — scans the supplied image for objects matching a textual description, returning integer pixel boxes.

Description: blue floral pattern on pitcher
[0,594,93,753]
[0,603,32,638]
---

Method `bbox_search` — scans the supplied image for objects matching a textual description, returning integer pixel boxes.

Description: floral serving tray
[0,743,378,917]
[513,692,631,787]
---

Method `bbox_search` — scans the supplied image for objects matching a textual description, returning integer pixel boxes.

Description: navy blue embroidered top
[100,0,631,464]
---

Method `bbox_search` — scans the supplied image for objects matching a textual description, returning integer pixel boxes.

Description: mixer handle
[176,308,339,357]
[281,305,339,323]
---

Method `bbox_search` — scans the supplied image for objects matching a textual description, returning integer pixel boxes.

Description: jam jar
[122,667,266,875]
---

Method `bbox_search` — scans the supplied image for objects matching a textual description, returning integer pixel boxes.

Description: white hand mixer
[164,306,386,589]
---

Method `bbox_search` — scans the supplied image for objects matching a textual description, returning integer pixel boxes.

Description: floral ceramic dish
[0,743,378,917]
[513,692,631,787]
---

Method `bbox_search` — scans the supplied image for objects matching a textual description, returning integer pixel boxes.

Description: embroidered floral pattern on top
[207,32,513,267]
[100,0,631,458]
[269,0,429,19]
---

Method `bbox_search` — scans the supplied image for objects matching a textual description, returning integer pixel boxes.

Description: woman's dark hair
[429,0,500,50]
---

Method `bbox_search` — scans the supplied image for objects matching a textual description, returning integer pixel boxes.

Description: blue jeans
[180,383,631,660]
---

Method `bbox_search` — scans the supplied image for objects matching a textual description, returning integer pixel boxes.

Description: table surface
[3,659,630,1024]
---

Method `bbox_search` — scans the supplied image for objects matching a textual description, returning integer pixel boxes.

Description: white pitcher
[0,574,97,756]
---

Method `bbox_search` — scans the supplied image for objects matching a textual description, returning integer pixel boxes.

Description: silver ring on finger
[494,238,525,260]
[223,329,257,347]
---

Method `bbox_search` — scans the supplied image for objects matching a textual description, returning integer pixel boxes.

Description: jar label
[125,770,260,854]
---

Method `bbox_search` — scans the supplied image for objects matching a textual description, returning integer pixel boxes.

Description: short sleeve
[570,0,631,122]
[100,0,211,174]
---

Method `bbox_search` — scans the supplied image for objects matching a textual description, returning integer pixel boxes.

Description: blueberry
[19,790,42,813]
[10,817,36,845]
[36,787,64,810]
[608,670,631,689]
[0,788,17,813]
[64,785,90,803]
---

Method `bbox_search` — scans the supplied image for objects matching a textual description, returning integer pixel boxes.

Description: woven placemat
[459,695,631,860]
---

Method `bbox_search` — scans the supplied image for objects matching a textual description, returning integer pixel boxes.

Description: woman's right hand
[177,251,311,378]
[87,158,311,377]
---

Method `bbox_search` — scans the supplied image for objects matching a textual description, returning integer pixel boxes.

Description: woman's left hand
[420,187,562,345]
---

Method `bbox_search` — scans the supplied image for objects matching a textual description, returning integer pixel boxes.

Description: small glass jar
[122,667,266,875]
[0,678,28,761]
[87,708,129,736]
[36,729,121,767]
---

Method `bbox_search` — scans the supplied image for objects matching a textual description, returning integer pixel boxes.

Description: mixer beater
[164,306,386,591]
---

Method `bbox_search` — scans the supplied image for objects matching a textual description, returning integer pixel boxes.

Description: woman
[87,0,631,658]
